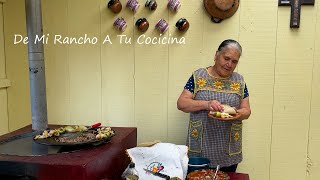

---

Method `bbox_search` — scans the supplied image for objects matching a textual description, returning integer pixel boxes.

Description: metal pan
[33,129,115,146]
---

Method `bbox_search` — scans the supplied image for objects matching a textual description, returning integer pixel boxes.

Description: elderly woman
[177,39,251,172]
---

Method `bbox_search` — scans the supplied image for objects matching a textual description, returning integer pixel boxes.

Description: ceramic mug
[155,19,169,33]
[127,0,140,12]
[167,0,181,12]
[113,17,127,32]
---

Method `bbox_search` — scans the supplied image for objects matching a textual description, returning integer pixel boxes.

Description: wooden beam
[0,79,11,89]
[0,0,7,4]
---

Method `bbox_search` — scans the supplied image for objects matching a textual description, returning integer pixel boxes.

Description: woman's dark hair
[217,39,242,55]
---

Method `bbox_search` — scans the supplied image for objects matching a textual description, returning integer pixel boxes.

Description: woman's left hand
[235,97,251,120]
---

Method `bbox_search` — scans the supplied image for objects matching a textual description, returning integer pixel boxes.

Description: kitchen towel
[126,143,188,180]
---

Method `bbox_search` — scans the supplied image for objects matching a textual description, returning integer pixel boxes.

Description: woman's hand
[235,97,251,120]
[207,100,224,112]
[177,89,222,113]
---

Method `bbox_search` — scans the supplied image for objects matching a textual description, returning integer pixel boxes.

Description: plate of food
[208,104,241,121]
[33,124,115,146]
[187,169,230,180]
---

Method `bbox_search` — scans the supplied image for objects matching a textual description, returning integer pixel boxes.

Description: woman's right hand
[207,100,224,112]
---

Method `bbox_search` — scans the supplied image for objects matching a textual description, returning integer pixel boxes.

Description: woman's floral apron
[187,68,245,167]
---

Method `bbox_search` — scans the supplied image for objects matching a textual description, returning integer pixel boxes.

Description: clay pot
[145,0,157,11]
[175,18,189,32]
[135,18,149,32]
[108,0,122,14]
[204,0,240,23]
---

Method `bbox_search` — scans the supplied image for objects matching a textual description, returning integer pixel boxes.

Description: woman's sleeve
[184,75,194,94]
[243,83,249,98]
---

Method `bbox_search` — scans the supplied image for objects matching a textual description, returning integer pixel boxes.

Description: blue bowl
[188,157,210,173]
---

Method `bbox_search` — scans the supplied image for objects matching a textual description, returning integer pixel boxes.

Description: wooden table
[228,172,250,180]
[0,125,137,180]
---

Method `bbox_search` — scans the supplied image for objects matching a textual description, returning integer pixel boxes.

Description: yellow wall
[3,0,30,132]
[308,3,320,179]
[2,0,320,179]
[0,0,9,135]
